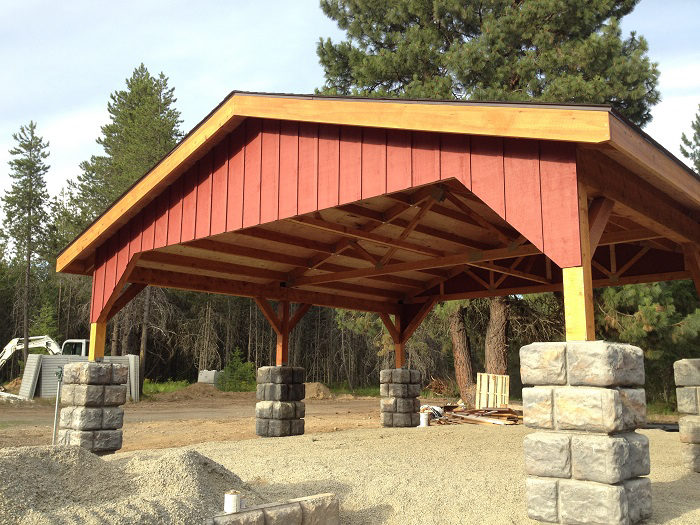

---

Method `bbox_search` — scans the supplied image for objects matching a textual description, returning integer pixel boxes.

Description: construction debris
[421,405,522,426]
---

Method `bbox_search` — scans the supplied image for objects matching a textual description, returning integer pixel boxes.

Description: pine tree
[681,104,700,173]
[317,0,659,126]
[2,122,50,364]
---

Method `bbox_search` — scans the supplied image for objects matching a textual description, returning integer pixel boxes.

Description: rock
[523,387,553,429]
[380,397,396,412]
[624,477,652,524]
[406,383,421,397]
[567,341,644,387]
[679,416,700,443]
[674,359,700,386]
[525,477,559,523]
[272,401,296,420]
[392,413,414,427]
[255,418,269,437]
[388,383,408,398]
[292,367,305,384]
[524,433,571,478]
[409,369,421,384]
[261,502,302,524]
[257,366,272,384]
[267,419,291,437]
[558,479,627,525]
[617,388,646,429]
[520,342,567,385]
[60,384,75,405]
[210,509,265,524]
[58,407,74,428]
[294,401,305,419]
[395,397,416,413]
[268,366,295,385]
[255,401,274,419]
[380,412,393,427]
[290,419,304,436]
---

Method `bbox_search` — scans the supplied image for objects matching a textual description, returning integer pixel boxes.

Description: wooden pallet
[475,373,510,409]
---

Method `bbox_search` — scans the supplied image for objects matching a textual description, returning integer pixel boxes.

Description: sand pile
[305,382,334,400]
[0,446,265,524]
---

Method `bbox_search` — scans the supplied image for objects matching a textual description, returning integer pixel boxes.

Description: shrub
[216,348,256,392]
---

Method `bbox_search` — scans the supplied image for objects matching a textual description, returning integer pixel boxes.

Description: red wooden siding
[89,117,582,322]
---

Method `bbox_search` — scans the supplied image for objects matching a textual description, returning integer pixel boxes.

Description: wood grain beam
[588,197,615,251]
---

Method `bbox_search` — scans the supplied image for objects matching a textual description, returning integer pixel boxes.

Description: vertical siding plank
[540,141,581,268]
[440,134,471,190]
[116,225,130,279]
[318,124,340,210]
[298,122,319,214]
[227,126,245,231]
[260,119,281,224]
[181,165,198,242]
[339,126,362,204]
[386,129,412,193]
[504,139,544,251]
[128,212,143,259]
[91,246,106,323]
[141,199,156,251]
[167,177,183,245]
[243,118,262,228]
[153,191,170,249]
[471,136,505,217]
[195,153,213,239]
[412,132,440,186]
[210,138,229,235]
[278,121,299,219]
[102,236,119,312]
[361,128,387,199]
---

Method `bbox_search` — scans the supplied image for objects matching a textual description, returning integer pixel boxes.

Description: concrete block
[60,384,75,405]
[68,430,95,450]
[525,477,558,523]
[265,383,288,402]
[524,433,571,478]
[288,383,305,401]
[102,407,124,429]
[58,407,74,428]
[72,385,105,407]
[290,418,304,436]
[256,384,266,401]
[674,359,700,386]
[62,363,82,384]
[618,388,646,429]
[379,369,393,384]
[257,366,273,384]
[111,364,129,385]
[262,502,302,525]
[567,341,644,387]
[198,369,220,384]
[104,384,127,406]
[71,407,103,431]
[256,418,269,437]
[269,366,294,385]
[288,493,339,525]
[255,401,274,419]
[683,443,700,472]
[571,433,649,484]
[679,416,700,443]
[292,367,305,384]
[559,479,627,525]
[395,397,417,413]
[68,362,111,385]
[388,383,407,398]
[210,509,265,524]
[272,401,296,420]
[411,413,420,426]
[379,383,389,397]
[624,477,652,524]
[520,342,567,385]
[406,383,421,397]
[555,387,641,433]
[677,387,699,414]
[392,413,414,427]
[392,369,411,384]
[56,429,71,446]
[380,412,393,427]
[409,369,421,384]
[268,419,291,437]
[294,401,305,419]
[93,429,122,452]
[380,397,396,413]
[523,387,553,429]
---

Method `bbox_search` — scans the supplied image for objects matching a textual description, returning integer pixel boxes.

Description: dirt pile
[305,382,334,400]
[1,377,22,395]
[0,446,265,524]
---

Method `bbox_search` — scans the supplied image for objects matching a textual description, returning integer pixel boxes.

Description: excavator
[0,336,89,378]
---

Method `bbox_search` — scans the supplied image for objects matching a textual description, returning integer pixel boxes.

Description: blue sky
[1,0,699,198]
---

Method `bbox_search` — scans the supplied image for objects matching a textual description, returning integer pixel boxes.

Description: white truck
[0,336,89,374]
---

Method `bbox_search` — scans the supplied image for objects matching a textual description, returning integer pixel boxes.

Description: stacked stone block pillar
[379,369,421,427]
[520,341,651,525]
[256,366,305,437]
[674,359,700,472]
[57,362,128,454]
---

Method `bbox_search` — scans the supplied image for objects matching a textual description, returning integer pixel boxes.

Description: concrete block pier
[379,368,421,428]
[675,359,700,473]
[256,366,305,437]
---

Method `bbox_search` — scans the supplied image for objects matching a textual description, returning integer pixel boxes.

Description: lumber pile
[431,407,522,426]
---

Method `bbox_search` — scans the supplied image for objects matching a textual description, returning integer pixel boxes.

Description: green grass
[142,379,190,398]
[329,383,381,397]
[646,400,677,416]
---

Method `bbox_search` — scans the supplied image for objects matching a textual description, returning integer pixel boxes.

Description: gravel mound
[0,446,265,524]
[305,382,334,400]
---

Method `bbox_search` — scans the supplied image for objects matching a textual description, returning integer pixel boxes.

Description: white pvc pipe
[224,490,242,514]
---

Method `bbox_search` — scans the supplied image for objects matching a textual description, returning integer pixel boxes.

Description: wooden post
[563,182,595,341]
[276,301,290,366]
[88,322,106,361]
[379,300,436,368]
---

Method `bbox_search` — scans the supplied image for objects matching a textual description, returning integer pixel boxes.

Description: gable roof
[56,91,700,275]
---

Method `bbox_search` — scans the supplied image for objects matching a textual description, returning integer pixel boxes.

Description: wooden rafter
[379,199,436,265]
[468,260,550,285]
[615,246,650,277]
[494,257,525,288]
[588,197,615,251]
[103,283,146,322]
[444,191,513,244]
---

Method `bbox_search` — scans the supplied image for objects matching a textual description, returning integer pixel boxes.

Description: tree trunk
[110,314,119,357]
[22,230,31,365]
[449,307,475,407]
[139,287,151,395]
[485,296,509,375]
[120,307,130,356]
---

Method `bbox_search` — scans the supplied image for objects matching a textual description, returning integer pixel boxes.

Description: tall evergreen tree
[2,121,50,364]
[681,104,700,173]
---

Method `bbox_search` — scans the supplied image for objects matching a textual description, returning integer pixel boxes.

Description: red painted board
[90,245,106,322]
[128,212,143,259]
[260,119,280,224]
[211,138,229,235]
[116,225,130,279]
[227,126,245,231]
[504,139,543,251]
[440,134,470,189]
[471,136,505,217]
[167,177,183,246]
[195,153,213,239]
[387,129,412,193]
[141,199,156,251]
[298,122,319,215]
[181,165,198,243]
[361,128,387,199]
[279,121,299,219]
[318,124,340,210]
[102,236,119,311]
[412,132,440,186]
[339,126,362,205]
[153,191,170,249]
[540,141,581,268]
[243,119,263,228]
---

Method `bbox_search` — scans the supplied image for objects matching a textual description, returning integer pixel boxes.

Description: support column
[674,359,700,472]
[520,341,651,524]
[255,366,305,437]
[88,322,106,361]
[276,301,290,366]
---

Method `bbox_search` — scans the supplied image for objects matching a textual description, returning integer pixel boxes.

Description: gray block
[380,397,396,413]
[559,479,627,525]
[407,383,421,397]
[679,416,700,443]
[624,477,652,524]
[677,387,699,414]
[198,369,220,384]
[525,477,559,523]
[58,407,74,428]
[262,502,302,525]
[60,384,75,405]
[571,433,649,484]
[93,429,122,452]
[411,413,420,426]
[102,407,124,429]
[379,383,389,397]
[379,369,393,384]
[555,387,643,433]
[396,397,417,413]
[256,401,274,419]
[294,401,305,419]
[683,443,700,472]
[409,369,421,384]
[674,359,700,386]
[210,508,265,524]
[56,429,71,446]
[256,384,266,401]
[67,430,95,450]
[388,383,408,398]
[265,383,289,402]
[256,418,269,437]
[288,493,339,525]
[268,419,291,437]
[290,418,304,436]
[625,433,651,479]
[567,341,644,387]
[392,413,415,427]
[72,385,105,407]
[618,388,646,429]
[520,342,567,385]
[71,407,103,431]
[392,369,411,384]
[288,383,305,401]
[65,362,112,385]
[380,412,393,427]
[112,364,129,385]
[269,366,294,384]
[272,401,296,420]
[292,367,305,384]
[104,384,127,406]
[523,387,553,429]
[524,433,571,478]
[62,363,81,384]
[257,366,273,384]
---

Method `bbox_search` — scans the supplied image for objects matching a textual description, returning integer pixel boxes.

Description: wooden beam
[588,197,614,251]
[88,322,106,361]
[379,313,400,343]
[615,247,650,278]
[494,257,525,288]
[597,228,663,246]
[444,192,513,244]
[103,284,146,322]
[683,245,700,297]
[289,303,311,330]
[254,297,282,335]
[96,254,142,323]
[276,301,290,365]
[379,199,436,265]
[399,299,437,345]
[468,260,550,285]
